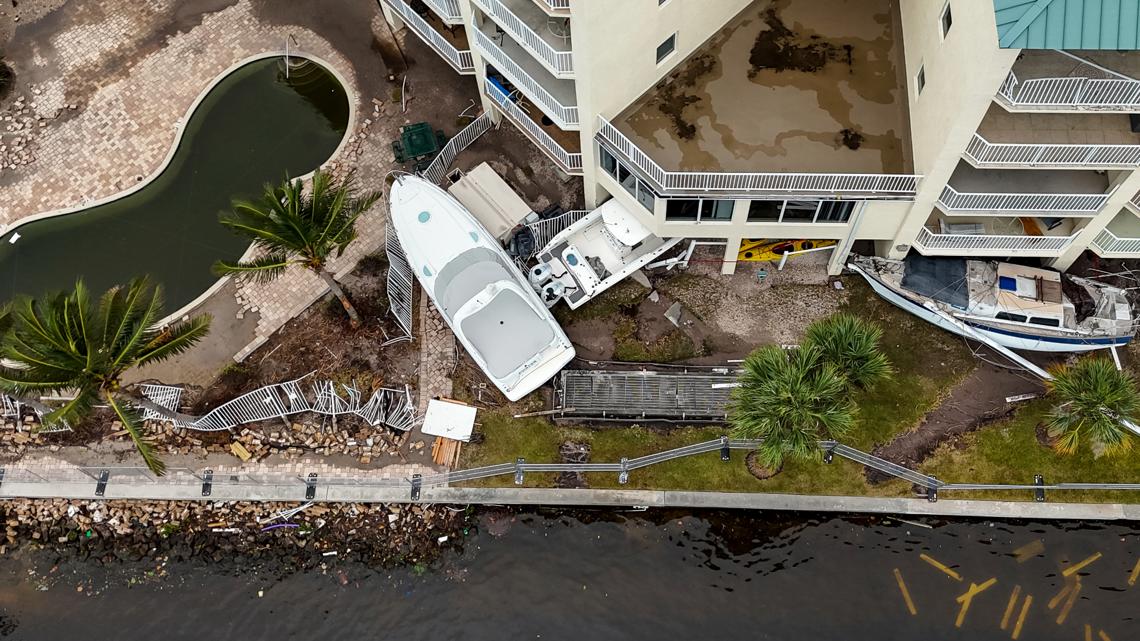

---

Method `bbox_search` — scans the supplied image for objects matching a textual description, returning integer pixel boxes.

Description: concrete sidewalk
[4,481,1138,521]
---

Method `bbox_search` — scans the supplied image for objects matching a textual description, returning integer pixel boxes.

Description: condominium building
[379,0,1140,275]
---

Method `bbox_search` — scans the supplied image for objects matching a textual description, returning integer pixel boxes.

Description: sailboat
[849,255,1134,353]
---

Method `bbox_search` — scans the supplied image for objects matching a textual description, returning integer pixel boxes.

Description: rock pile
[0,86,70,171]
[0,498,467,569]
[145,418,405,463]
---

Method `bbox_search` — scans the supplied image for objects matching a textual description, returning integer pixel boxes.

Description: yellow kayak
[737,239,837,262]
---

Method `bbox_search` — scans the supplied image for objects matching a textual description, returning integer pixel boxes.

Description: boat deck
[460,288,555,379]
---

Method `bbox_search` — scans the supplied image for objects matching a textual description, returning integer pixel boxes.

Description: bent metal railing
[7,437,1140,502]
[998,70,1140,111]
[380,0,475,74]
[596,117,921,198]
[474,29,579,128]
[526,209,590,250]
[965,133,1140,168]
[421,111,494,184]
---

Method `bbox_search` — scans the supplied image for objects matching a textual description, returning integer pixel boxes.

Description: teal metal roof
[993,0,1140,49]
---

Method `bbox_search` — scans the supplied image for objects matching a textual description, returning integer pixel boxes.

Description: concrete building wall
[887,0,1019,257]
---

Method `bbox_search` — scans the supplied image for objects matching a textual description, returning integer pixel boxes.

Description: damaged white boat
[530,199,682,309]
[389,175,574,401]
[850,255,1134,353]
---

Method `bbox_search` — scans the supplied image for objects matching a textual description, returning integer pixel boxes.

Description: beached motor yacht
[530,199,682,309]
[850,255,1134,353]
[389,175,575,401]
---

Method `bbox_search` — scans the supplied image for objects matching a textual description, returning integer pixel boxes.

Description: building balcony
[968,104,1140,169]
[471,0,574,77]
[997,49,1140,112]
[473,27,579,128]
[382,0,474,74]
[913,213,1080,257]
[938,164,1112,215]
[486,80,582,175]
[1091,209,1140,257]
[599,0,917,199]
[421,0,463,25]
[530,0,569,16]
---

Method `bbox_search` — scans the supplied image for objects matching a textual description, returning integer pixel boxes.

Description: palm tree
[213,169,381,327]
[804,313,892,389]
[1045,357,1139,456]
[729,344,855,474]
[0,278,211,474]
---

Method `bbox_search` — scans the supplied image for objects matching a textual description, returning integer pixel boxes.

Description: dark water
[0,510,1136,640]
[0,58,348,311]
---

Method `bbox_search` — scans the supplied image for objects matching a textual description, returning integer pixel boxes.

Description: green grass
[921,400,1140,503]
[553,279,646,325]
[611,317,699,363]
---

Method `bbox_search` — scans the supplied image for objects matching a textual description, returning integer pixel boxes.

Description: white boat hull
[850,263,1130,353]
[390,175,574,401]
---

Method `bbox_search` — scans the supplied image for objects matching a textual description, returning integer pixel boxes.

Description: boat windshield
[901,255,968,308]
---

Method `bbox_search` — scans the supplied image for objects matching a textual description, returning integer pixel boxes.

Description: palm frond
[728,344,855,469]
[106,391,165,476]
[212,252,293,284]
[136,314,213,366]
[1045,357,1138,456]
[804,313,892,389]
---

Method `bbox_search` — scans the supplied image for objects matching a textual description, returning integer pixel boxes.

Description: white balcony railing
[487,84,583,174]
[474,30,579,128]
[596,117,920,198]
[472,0,574,77]
[532,0,570,13]
[382,0,474,74]
[937,185,1111,213]
[1092,228,1140,256]
[997,53,1140,111]
[422,0,463,24]
[965,133,1140,168]
[914,227,1076,255]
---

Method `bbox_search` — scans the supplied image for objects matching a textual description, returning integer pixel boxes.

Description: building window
[665,198,733,222]
[745,199,855,223]
[656,34,676,64]
[940,3,953,38]
[916,65,926,96]
[599,147,656,213]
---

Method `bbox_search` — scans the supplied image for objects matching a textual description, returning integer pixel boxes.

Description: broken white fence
[140,375,415,433]
[384,218,416,343]
[2,394,72,433]
[526,210,590,255]
[420,112,493,184]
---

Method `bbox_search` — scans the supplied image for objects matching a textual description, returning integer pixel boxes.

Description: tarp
[901,255,968,309]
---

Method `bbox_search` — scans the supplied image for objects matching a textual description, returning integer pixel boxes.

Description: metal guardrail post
[618,458,629,485]
[1034,475,1046,502]
[719,436,730,462]
[95,469,109,497]
[305,473,318,500]
[410,474,422,501]
[926,478,938,503]
[823,443,835,464]
[201,470,213,497]
[514,458,525,485]
[0,468,5,490]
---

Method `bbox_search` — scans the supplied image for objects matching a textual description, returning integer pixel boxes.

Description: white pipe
[777,243,836,271]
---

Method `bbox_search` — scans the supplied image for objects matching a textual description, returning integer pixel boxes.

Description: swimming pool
[0,56,350,312]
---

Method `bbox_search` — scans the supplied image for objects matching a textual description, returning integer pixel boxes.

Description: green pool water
[0,57,349,311]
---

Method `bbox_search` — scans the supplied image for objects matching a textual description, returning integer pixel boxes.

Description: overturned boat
[530,198,682,309]
[849,255,1134,353]
[389,175,575,401]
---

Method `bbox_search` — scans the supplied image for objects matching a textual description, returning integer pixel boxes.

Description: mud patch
[646,54,716,141]
[749,6,851,77]
[866,358,1045,484]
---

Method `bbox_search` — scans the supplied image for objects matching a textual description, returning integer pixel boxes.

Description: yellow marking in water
[1063,552,1103,578]
[893,568,917,616]
[1048,580,1074,610]
[1128,558,1140,587]
[920,553,963,581]
[1000,585,1022,630]
[1055,580,1082,626]
[1098,630,1113,641]
[1011,594,1032,640]
[954,578,997,628]
[1086,624,1094,641]
[1013,540,1044,563]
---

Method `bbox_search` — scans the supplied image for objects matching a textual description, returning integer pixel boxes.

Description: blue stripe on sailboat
[962,320,1132,346]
